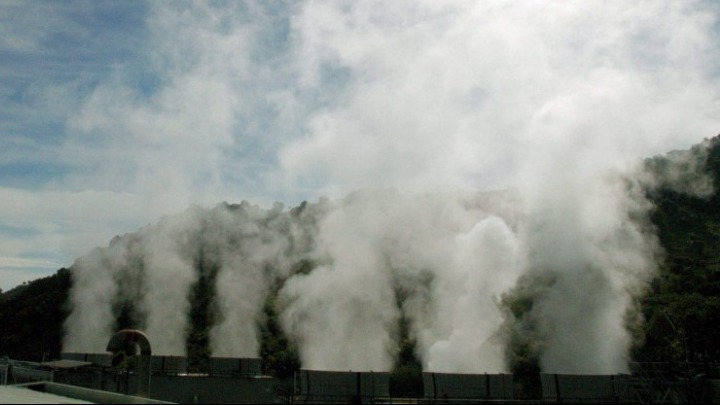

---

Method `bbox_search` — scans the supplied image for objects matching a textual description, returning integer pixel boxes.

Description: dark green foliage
[185,249,219,372]
[499,271,554,383]
[291,259,315,276]
[498,136,720,370]
[259,292,300,379]
[258,261,306,380]
[256,277,302,403]
[0,268,71,361]
[635,136,720,364]
[114,301,139,332]
[387,276,425,398]
[389,314,423,398]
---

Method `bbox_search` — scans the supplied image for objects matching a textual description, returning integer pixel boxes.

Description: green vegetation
[389,312,423,397]
[501,137,720,375]
[259,278,300,379]
[0,268,70,362]
[635,137,720,365]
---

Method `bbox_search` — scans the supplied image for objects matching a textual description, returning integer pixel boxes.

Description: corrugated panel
[84,354,111,367]
[299,370,389,402]
[422,372,435,398]
[430,373,486,399]
[208,357,261,376]
[558,374,615,401]
[359,372,389,397]
[540,373,558,401]
[300,370,357,397]
[423,372,513,400]
[541,374,622,402]
[488,374,514,399]
[61,353,87,362]
[151,356,187,374]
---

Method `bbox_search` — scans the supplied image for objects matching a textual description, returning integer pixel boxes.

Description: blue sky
[2,0,720,291]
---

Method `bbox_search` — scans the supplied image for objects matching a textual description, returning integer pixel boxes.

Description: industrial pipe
[106,329,152,398]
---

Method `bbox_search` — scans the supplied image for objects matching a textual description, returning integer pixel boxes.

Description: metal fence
[208,357,262,377]
[297,369,390,403]
[151,356,188,375]
[423,372,514,400]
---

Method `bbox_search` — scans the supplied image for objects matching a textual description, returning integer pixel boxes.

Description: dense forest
[1,136,719,386]
[635,137,720,364]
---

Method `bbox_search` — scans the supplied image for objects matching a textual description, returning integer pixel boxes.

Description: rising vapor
[65,191,528,371]
[63,138,716,372]
[63,0,720,374]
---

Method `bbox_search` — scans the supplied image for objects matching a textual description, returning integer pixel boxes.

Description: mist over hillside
[1,136,718,377]
[46,136,718,375]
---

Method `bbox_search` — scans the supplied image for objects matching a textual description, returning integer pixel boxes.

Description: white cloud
[0,268,55,292]
[0,255,64,291]
[0,186,153,285]
[280,0,720,196]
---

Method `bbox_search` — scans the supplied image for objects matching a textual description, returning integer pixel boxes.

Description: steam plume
[63,143,715,371]
[61,1,720,375]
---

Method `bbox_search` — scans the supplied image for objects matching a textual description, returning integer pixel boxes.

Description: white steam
[63,191,530,371]
[61,0,720,375]
[139,211,200,356]
[63,247,122,353]
[207,203,297,358]
[63,153,712,371]
[424,215,523,373]
[516,168,660,373]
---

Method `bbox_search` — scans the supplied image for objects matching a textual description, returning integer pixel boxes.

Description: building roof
[0,385,92,404]
[0,382,174,404]
[40,360,93,369]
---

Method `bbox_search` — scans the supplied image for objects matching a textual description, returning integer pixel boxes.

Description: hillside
[636,136,720,363]
[0,268,70,361]
[1,136,720,375]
